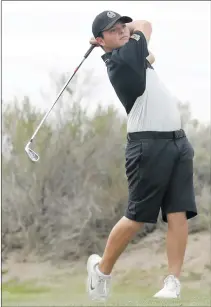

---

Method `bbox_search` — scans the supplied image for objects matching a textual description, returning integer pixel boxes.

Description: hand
[89,37,100,47]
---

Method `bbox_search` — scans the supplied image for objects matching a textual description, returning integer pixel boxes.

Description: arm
[127,20,152,43]
[146,50,155,64]
[127,20,154,64]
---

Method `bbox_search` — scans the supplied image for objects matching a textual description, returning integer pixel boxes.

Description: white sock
[95,264,111,278]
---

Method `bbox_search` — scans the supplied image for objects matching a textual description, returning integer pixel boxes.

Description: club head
[25,143,40,162]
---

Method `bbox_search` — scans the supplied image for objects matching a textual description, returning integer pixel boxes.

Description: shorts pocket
[125,139,153,185]
[125,141,143,183]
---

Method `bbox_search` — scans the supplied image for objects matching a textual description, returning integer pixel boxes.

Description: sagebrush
[2,73,210,261]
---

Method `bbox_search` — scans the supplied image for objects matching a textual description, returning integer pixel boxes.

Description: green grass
[2,268,9,275]
[2,273,210,307]
[2,279,50,294]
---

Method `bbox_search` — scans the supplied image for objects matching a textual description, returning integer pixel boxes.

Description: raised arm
[126,20,152,43]
[146,51,155,64]
[127,20,154,64]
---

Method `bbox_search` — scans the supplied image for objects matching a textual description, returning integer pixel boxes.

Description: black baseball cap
[92,10,133,38]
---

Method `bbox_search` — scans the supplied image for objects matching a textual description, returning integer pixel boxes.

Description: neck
[104,46,113,53]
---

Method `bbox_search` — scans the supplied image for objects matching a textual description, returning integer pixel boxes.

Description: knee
[122,216,143,232]
[167,212,187,229]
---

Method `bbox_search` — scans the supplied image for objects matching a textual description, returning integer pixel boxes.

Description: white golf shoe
[86,254,111,301]
[153,275,181,299]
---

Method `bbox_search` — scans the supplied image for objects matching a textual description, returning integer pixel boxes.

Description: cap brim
[103,16,133,31]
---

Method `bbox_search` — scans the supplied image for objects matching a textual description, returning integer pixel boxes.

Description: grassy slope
[2,232,211,306]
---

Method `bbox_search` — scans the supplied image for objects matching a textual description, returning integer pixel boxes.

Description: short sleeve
[112,31,149,76]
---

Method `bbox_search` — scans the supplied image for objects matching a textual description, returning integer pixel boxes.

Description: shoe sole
[153,294,181,299]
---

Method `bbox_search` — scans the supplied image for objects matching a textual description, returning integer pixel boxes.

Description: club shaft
[30,57,86,142]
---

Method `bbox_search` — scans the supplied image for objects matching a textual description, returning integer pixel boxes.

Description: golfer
[87,10,197,301]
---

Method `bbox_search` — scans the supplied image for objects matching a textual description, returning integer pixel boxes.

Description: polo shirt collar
[101,52,112,64]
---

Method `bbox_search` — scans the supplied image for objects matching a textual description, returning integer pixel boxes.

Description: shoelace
[164,276,176,289]
[164,275,180,293]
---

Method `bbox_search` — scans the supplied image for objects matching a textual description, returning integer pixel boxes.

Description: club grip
[84,45,95,58]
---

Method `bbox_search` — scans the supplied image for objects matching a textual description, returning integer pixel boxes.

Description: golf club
[25,44,95,162]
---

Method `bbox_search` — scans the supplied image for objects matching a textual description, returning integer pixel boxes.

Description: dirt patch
[115,231,210,271]
[113,231,210,289]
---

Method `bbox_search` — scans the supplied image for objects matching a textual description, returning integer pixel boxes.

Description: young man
[87,10,197,301]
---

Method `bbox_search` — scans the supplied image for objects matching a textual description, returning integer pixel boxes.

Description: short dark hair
[97,32,105,51]
[98,32,104,38]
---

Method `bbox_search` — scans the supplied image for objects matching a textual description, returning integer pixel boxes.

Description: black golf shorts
[125,129,197,223]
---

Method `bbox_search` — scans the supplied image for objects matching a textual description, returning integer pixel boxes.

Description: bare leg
[166,212,188,278]
[98,216,143,275]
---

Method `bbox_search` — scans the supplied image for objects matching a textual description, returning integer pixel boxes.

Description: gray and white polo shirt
[101,31,181,132]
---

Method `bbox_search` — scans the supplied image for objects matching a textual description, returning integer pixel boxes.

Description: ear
[96,37,105,47]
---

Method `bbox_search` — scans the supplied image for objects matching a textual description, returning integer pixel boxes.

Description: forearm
[146,51,155,64]
[127,20,152,43]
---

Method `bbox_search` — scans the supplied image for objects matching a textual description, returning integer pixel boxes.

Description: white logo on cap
[107,11,116,18]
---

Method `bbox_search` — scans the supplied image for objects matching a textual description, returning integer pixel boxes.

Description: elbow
[151,55,155,64]
[136,20,152,41]
[147,52,155,65]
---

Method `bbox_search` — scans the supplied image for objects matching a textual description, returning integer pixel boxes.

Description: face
[96,21,130,52]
